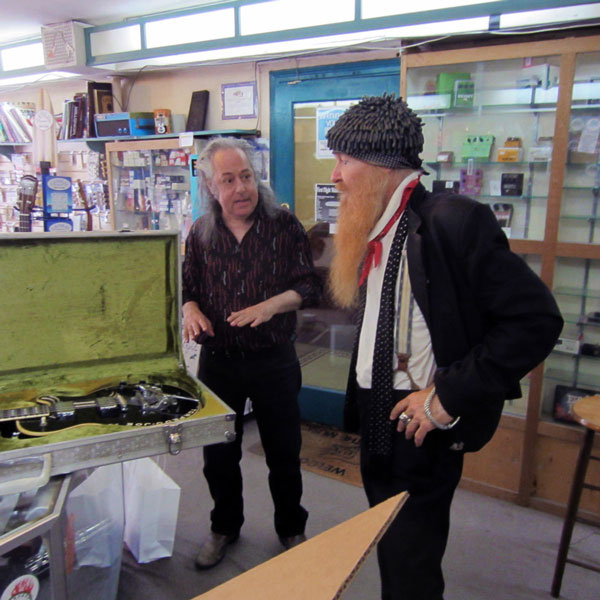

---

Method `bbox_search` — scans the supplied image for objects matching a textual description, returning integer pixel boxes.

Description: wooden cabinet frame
[401,33,600,520]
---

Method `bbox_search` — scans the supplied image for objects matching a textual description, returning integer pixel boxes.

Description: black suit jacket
[345,182,563,452]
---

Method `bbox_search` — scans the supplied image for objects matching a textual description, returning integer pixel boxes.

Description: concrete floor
[112,416,600,600]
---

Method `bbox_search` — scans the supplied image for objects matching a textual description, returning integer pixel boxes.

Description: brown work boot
[195,532,238,569]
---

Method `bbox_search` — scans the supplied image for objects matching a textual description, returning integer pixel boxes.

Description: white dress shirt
[356,172,436,391]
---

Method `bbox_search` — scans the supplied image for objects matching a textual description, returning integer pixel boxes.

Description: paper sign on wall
[316,108,345,159]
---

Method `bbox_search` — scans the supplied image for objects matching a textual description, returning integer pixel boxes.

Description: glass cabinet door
[544,256,600,422]
[106,140,196,246]
[405,56,560,241]
[544,51,600,424]
[558,51,600,244]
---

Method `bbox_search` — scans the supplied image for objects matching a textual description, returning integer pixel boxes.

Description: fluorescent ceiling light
[362,0,498,19]
[90,25,141,57]
[1,42,44,71]
[241,0,355,35]
[146,8,235,48]
[500,3,600,29]
[95,15,488,71]
[0,71,79,88]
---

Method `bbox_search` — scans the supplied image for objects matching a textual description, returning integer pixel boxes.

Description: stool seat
[551,395,600,597]
[573,395,600,432]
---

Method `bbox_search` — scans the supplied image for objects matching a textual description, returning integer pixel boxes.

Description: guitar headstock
[18,175,38,215]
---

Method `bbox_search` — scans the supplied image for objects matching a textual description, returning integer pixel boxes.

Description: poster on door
[316,107,345,159]
[315,183,339,227]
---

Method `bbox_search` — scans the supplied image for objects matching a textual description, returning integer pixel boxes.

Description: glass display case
[105,138,206,247]
[402,36,600,515]
[405,55,560,242]
[544,256,600,422]
[558,51,600,245]
[404,55,564,418]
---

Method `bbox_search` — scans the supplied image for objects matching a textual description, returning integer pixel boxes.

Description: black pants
[358,387,464,600]
[199,342,308,538]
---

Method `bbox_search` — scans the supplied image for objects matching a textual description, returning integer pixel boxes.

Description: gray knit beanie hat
[326,93,424,171]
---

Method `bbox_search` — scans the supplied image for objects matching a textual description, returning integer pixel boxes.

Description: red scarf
[358,177,420,287]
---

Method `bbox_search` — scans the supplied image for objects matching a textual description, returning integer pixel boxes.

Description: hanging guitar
[16,174,38,232]
[0,382,201,439]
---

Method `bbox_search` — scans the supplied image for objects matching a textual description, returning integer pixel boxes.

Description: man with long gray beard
[325,94,563,600]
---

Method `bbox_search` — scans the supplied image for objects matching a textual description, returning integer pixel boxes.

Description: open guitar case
[0,230,234,495]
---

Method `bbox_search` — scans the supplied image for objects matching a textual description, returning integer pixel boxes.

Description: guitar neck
[0,405,50,422]
[17,213,32,233]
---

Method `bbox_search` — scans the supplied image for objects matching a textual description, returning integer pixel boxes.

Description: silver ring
[399,412,412,425]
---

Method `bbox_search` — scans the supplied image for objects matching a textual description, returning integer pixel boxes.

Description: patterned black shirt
[182,205,322,352]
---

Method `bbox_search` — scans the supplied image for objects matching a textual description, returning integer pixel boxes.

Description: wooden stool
[551,395,600,597]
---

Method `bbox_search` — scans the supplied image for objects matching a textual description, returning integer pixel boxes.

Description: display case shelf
[61,129,259,153]
[545,368,600,390]
[554,285,600,299]
[425,160,551,168]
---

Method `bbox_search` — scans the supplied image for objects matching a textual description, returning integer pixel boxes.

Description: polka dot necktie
[368,210,410,456]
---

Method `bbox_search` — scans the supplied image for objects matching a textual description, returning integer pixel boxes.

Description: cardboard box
[0,231,234,495]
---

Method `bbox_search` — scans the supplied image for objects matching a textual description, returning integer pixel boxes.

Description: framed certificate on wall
[221,82,258,120]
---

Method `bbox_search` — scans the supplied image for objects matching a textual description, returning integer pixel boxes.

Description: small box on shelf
[497,147,523,162]
[554,337,580,354]
[461,135,494,161]
[459,167,483,196]
[501,173,524,196]
[436,72,472,108]
[491,202,513,228]
[432,180,459,194]
[436,151,454,163]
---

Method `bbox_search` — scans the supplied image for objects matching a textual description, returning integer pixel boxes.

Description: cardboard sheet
[194,491,408,600]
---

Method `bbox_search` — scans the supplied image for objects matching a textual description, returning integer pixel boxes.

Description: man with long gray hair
[182,137,321,569]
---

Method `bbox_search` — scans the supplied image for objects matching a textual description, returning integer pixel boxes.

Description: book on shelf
[59,93,88,140]
[87,81,114,138]
[0,102,33,143]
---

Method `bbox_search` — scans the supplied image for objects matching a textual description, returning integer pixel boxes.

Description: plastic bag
[123,457,181,563]
[66,464,125,569]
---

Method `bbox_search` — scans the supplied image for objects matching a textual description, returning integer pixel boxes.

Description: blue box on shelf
[94,112,155,137]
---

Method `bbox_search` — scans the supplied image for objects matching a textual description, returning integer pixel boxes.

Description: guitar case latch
[165,424,184,455]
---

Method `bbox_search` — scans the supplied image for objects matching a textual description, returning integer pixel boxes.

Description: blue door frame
[270,58,400,210]
[269,59,400,426]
